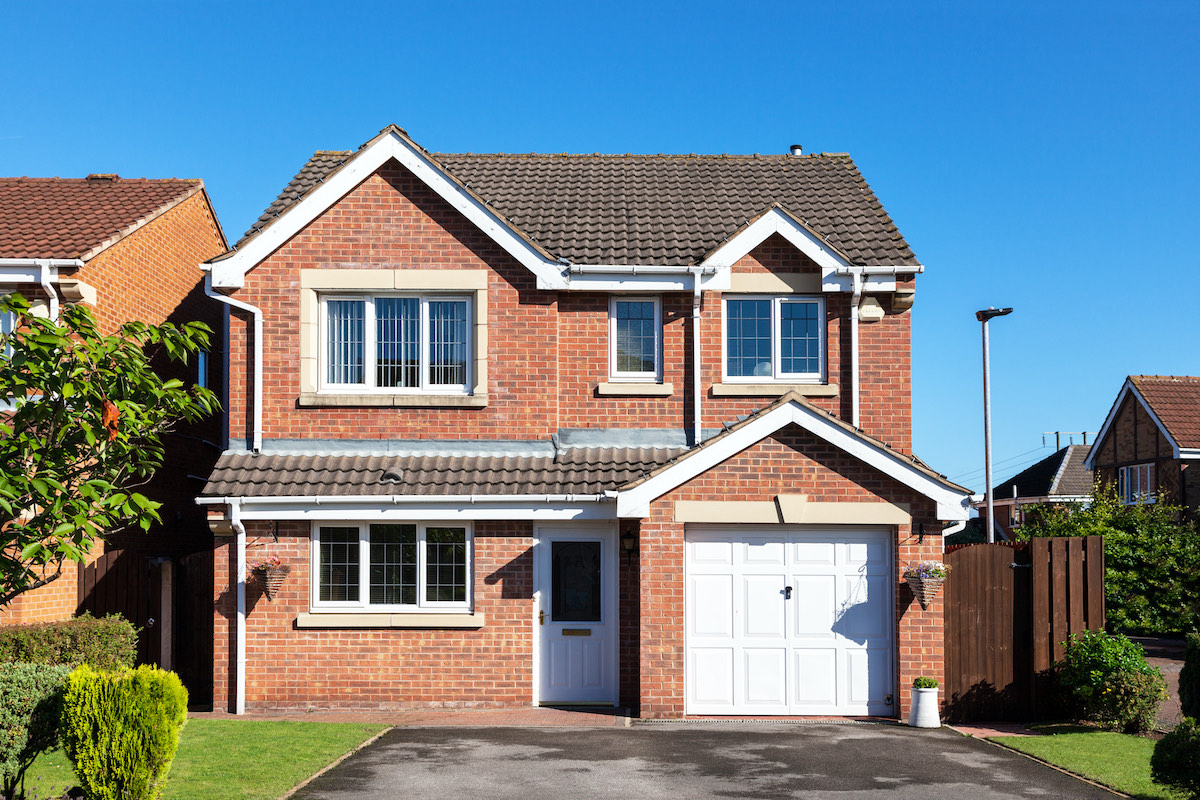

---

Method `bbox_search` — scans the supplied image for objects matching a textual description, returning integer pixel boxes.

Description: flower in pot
[903,560,949,610]
[249,555,291,601]
[909,676,941,728]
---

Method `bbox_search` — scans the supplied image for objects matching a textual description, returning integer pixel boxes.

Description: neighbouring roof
[990,444,1093,501]
[235,136,918,267]
[1130,375,1200,450]
[202,447,685,498]
[0,176,203,260]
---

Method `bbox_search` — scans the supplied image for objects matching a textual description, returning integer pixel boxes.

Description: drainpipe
[204,274,263,453]
[36,260,59,321]
[229,500,247,715]
[689,268,704,446]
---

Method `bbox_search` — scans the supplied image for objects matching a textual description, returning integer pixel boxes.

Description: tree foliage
[0,293,217,607]
[1015,483,1200,634]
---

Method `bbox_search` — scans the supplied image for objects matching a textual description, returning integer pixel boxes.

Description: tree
[1015,482,1200,634]
[0,293,218,607]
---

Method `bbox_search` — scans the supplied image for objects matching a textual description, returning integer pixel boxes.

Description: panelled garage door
[685,526,894,716]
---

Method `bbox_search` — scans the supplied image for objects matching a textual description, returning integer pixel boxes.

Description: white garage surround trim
[685,525,895,716]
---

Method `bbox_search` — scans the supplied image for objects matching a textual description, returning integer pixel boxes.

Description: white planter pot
[908,687,941,728]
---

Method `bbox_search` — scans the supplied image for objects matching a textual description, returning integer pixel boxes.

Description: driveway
[291,723,1117,799]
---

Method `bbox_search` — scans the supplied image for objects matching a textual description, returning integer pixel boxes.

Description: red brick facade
[210,156,954,719]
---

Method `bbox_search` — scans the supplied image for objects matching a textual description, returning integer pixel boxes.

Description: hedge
[0,613,137,669]
[1182,631,1200,720]
[0,662,72,798]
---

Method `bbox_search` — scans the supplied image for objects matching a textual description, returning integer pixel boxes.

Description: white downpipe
[230,500,247,715]
[204,274,263,453]
[690,268,703,446]
[36,260,59,321]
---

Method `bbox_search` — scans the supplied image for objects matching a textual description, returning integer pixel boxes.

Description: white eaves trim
[207,130,571,291]
[615,399,971,521]
[1085,379,1184,468]
[198,493,617,521]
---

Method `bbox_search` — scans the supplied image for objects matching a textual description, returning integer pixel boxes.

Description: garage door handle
[784,586,793,600]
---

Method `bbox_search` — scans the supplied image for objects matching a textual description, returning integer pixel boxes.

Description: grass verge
[990,724,1172,799]
[17,719,388,800]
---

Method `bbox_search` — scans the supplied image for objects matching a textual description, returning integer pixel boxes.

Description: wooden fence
[77,549,160,666]
[944,536,1105,721]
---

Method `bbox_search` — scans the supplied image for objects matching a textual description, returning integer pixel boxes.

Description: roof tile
[1131,375,1200,450]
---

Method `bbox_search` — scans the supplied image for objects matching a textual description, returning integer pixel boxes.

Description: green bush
[0,613,137,669]
[1181,632,1200,719]
[912,676,938,688]
[1055,629,1166,731]
[60,664,188,800]
[0,662,71,798]
[1152,717,1200,799]
[1016,483,1200,634]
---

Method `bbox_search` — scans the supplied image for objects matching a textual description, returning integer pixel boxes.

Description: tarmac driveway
[291,723,1117,799]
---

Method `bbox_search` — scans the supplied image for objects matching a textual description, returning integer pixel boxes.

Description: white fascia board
[564,270,730,293]
[822,272,901,293]
[208,131,568,291]
[1127,384,1182,459]
[616,400,971,521]
[234,500,616,521]
[0,260,81,283]
[1179,448,1200,460]
[1085,380,1182,467]
[703,208,849,275]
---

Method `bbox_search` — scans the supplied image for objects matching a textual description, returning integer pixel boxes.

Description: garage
[685,526,895,716]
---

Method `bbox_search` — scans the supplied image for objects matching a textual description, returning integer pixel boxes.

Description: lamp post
[976,306,1013,544]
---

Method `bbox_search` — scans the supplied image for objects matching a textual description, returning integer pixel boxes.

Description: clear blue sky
[5,0,1197,492]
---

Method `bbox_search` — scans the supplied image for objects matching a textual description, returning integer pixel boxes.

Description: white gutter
[229,500,247,715]
[568,264,719,275]
[0,259,83,319]
[690,267,704,445]
[833,265,924,428]
[204,274,263,453]
[197,493,611,505]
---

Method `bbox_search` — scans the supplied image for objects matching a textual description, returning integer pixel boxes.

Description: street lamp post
[976,306,1013,544]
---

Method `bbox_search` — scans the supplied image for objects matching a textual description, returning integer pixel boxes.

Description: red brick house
[0,174,227,700]
[199,125,971,719]
[1086,375,1200,512]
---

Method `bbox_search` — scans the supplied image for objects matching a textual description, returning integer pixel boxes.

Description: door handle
[784,586,793,600]
[539,609,545,626]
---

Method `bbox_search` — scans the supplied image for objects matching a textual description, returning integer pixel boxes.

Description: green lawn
[17,719,388,800]
[991,725,1175,800]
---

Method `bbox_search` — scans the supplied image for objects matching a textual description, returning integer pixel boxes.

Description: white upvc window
[320,294,471,393]
[1118,463,1156,504]
[609,296,662,381]
[0,302,14,360]
[311,522,473,612]
[722,295,825,382]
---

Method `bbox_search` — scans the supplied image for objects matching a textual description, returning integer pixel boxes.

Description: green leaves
[0,293,219,607]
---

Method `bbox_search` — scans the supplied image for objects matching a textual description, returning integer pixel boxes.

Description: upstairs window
[609,296,661,381]
[1118,463,1156,504]
[322,295,470,392]
[724,296,824,382]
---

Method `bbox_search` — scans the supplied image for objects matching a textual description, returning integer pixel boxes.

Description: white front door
[686,525,894,715]
[535,526,619,705]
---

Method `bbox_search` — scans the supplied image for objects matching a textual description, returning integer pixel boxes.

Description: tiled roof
[993,445,1093,499]
[0,176,202,260]
[233,142,918,267]
[1131,375,1200,450]
[202,447,685,498]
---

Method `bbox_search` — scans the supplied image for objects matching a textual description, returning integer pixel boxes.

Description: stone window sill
[298,392,488,408]
[710,383,838,398]
[596,382,674,397]
[295,612,485,629]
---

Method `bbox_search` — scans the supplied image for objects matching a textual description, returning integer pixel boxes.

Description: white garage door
[685,526,894,716]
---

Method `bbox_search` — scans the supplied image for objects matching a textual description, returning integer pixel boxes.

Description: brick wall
[213,520,534,712]
[224,165,915,450]
[0,539,106,625]
[634,424,942,719]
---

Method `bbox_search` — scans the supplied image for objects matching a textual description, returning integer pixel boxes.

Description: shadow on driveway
[292,723,1119,799]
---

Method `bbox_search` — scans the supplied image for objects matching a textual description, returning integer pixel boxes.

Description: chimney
[789,144,803,156]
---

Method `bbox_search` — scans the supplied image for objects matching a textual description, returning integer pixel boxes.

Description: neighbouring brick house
[199,125,971,719]
[1086,375,1200,512]
[0,174,227,700]
[974,444,1093,538]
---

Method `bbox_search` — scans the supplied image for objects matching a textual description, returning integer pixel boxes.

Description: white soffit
[615,399,971,520]
[208,130,571,291]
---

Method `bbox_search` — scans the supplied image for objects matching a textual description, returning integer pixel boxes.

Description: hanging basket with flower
[250,555,291,600]
[903,560,949,610]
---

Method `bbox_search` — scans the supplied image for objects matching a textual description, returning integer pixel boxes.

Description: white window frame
[310,521,474,613]
[1118,463,1156,504]
[721,295,825,383]
[608,295,662,382]
[318,293,472,394]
